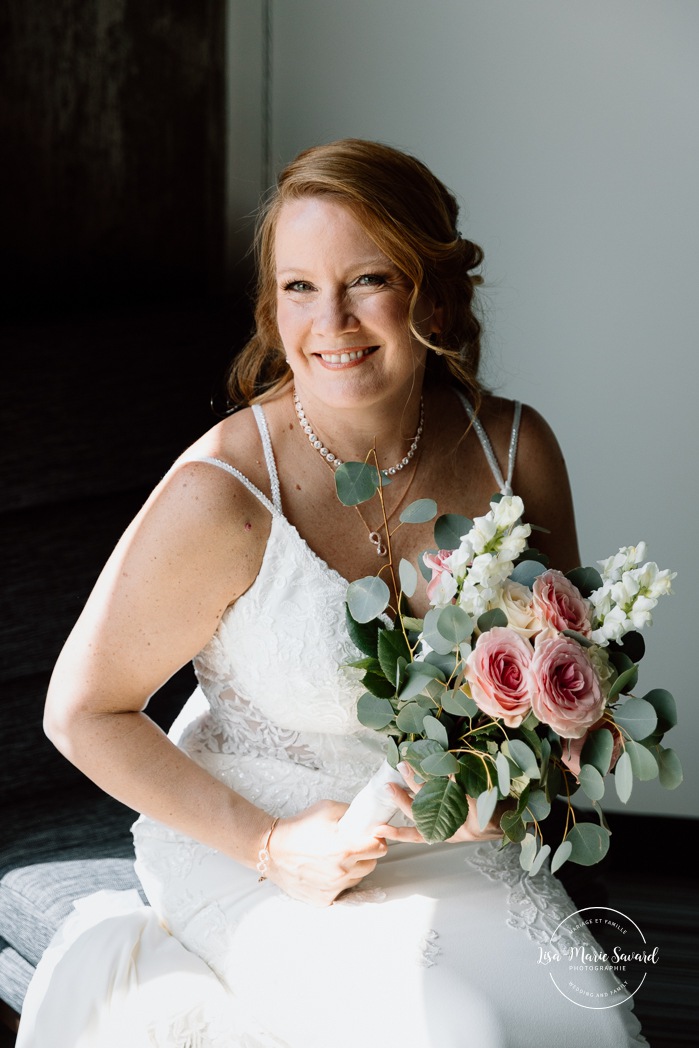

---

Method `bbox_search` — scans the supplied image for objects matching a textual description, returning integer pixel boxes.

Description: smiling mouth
[317,347,378,365]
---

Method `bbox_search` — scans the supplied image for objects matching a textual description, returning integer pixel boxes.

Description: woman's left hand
[375,762,504,844]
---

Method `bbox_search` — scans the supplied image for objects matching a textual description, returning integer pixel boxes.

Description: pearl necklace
[292,389,424,477]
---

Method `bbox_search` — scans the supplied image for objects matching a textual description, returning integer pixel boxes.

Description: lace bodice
[151,394,521,821]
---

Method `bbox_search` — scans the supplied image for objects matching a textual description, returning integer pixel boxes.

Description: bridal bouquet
[335,461,681,874]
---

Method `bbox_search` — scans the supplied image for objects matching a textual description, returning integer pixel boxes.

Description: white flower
[589,548,676,645]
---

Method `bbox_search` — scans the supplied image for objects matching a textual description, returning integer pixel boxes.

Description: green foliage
[334,461,381,505]
[412,779,470,842]
[346,575,390,623]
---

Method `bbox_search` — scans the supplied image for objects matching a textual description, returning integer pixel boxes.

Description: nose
[311,290,360,336]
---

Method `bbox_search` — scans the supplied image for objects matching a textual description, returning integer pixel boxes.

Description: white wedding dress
[17,398,649,1047]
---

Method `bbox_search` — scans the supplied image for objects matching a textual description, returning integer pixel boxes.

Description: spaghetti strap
[452,388,521,496]
[176,404,283,517]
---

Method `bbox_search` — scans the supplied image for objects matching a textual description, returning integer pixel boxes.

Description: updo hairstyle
[226,138,485,409]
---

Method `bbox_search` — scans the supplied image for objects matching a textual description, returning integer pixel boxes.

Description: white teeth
[320,348,373,363]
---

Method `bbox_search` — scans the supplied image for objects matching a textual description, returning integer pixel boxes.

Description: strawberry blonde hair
[226,138,485,409]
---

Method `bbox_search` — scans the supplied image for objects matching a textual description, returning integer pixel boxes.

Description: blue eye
[282,280,315,293]
[355,273,387,287]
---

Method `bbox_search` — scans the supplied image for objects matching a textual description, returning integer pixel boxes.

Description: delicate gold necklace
[293,387,424,556]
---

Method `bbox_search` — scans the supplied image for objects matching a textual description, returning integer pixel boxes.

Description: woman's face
[274,195,438,411]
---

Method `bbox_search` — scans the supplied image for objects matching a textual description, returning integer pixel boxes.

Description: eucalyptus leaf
[476,786,499,830]
[510,559,547,587]
[565,566,603,597]
[423,715,449,748]
[529,843,551,877]
[495,751,511,795]
[385,735,400,768]
[519,832,538,872]
[614,750,634,802]
[334,461,380,506]
[395,702,428,734]
[399,498,438,524]
[394,558,417,599]
[421,607,456,655]
[579,763,605,801]
[434,513,473,550]
[614,630,646,663]
[523,789,551,822]
[565,823,611,866]
[421,750,460,777]
[399,665,444,703]
[437,605,473,645]
[347,575,390,623]
[500,808,527,843]
[625,740,659,781]
[356,692,396,730]
[580,728,614,776]
[476,608,508,633]
[550,839,573,874]
[607,662,639,700]
[441,688,479,718]
[506,739,540,779]
[424,651,457,677]
[613,697,658,741]
[658,747,683,789]
[412,778,469,842]
[642,688,677,732]
[562,629,594,649]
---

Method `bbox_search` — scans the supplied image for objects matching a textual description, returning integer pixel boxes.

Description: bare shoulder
[477,394,581,572]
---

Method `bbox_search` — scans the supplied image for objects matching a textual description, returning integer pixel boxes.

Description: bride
[18,139,649,1046]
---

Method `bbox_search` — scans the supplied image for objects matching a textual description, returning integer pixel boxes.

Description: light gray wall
[263,0,698,818]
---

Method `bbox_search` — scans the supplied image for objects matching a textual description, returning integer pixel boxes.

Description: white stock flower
[589,550,676,645]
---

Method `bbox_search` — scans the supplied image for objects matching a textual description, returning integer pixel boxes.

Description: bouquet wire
[335,459,681,875]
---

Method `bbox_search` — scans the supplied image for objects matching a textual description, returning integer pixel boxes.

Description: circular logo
[539,905,659,1009]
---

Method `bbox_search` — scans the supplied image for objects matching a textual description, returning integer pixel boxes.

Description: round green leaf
[626,739,659,781]
[642,688,677,732]
[399,664,444,702]
[334,461,380,505]
[434,513,473,550]
[421,750,460,777]
[399,498,438,524]
[565,823,611,866]
[395,702,428,734]
[510,559,547,587]
[398,558,418,598]
[423,714,449,748]
[614,750,634,802]
[421,608,456,655]
[580,728,614,776]
[579,763,605,802]
[385,735,400,768]
[412,778,469,842]
[658,747,683,789]
[507,739,540,779]
[347,575,390,623]
[356,692,395,730]
[613,697,658,741]
[607,662,639,700]
[442,688,479,717]
[476,608,508,633]
[476,786,499,830]
[550,839,573,873]
[519,832,538,871]
[565,566,603,597]
[523,789,551,822]
[437,605,473,645]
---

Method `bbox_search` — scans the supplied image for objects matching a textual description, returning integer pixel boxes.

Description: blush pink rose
[530,630,605,739]
[532,569,592,636]
[560,719,623,779]
[423,549,457,604]
[464,626,533,727]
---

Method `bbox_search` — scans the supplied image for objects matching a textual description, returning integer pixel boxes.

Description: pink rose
[532,569,592,636]
[530,630,605,739]
[560,719,623,778]
[423,549,457,604]
[465,626,533,727]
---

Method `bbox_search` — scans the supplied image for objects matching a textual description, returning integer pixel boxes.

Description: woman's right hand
[265,800,388,907]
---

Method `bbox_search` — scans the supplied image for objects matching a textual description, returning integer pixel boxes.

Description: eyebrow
[276,256,396,277]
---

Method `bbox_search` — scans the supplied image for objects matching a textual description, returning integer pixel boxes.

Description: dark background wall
[1,2,253,816]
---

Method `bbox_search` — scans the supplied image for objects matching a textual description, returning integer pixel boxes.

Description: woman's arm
[44,454,385,904]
